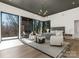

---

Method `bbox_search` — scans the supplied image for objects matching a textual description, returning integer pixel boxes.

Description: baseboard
[72,35,79,40]
[64,35,79,40]
[64,34,72,36]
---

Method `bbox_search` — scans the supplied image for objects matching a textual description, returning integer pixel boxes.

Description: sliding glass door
[1,12,19,40]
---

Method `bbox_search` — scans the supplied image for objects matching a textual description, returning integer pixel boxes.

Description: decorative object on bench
[50,30,64,46]
[36,36,45,44]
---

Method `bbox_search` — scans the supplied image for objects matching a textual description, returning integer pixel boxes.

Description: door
[74,20,79,38]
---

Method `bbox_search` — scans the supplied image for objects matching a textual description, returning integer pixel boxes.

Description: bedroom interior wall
[46,7,79,38]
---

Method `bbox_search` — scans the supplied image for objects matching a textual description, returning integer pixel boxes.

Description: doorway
[74,20,79,38]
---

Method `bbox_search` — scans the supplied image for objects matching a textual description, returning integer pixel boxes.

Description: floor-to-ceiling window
[42,21,50,33]
[33,20,50,34]
[33,20,41,34]
[1,12,19,40]
[21,17,33,38]
[20,16,50,38]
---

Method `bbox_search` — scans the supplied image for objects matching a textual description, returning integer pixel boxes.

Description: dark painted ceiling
[0,0,79,16]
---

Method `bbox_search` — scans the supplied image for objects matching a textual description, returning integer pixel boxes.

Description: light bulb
[72,1,75,5]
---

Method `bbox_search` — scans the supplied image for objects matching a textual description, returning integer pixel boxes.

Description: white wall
[46,7,79,37]
[0,2,44,21]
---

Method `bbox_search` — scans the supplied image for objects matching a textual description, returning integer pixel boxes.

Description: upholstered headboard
[51,27,65,34]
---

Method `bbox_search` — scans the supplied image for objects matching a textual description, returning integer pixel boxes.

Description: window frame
[1,12,19,41]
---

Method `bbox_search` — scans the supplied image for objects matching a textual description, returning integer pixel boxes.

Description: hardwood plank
[64,39,79,58]
[0,45,50,58]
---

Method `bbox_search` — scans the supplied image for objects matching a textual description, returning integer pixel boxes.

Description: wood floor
[0,39,79,58]
[64,39,79,58]
[0,45,50,58]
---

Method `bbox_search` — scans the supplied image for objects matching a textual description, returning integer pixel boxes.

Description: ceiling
[0,0,79,16]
